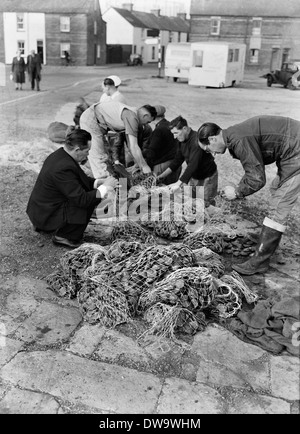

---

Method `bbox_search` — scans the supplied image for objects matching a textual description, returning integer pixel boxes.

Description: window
[250,49,259,63]
[60,16,70,32]
[169,31,173,42]
[60,43,70,58]
[193,50,203,67]
[17,41,25,55]
[94,21,97,35]
[178,32,181,42]
[97,44,101,58]
[234,49,239,62]
[252,18,262,36]
[17,14,24,31]
[152,46,155,60]
[210,17,221,35]
[133,45,137,54]
[228,49,234,62]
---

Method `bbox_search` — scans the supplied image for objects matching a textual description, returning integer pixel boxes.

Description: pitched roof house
[102,4,190,64]
[0,0,107,65]
[189,0,300,69]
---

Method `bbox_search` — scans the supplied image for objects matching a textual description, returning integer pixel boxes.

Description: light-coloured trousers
[80,108,109,179]
[268,173,300,224]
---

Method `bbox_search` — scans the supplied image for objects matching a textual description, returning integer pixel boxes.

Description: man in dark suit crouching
[26,127,118,248]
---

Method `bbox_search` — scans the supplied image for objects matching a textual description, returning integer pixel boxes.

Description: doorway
[270,48,279,70]
[37,40,44,64]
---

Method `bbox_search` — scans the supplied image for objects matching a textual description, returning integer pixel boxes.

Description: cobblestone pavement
[0,64,299,414]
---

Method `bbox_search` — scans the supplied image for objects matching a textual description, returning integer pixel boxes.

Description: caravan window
[234,49,239,62]
[228,49,234,62]
[193,50,203,67]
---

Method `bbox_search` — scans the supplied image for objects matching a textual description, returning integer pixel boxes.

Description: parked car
[261,61,300,90]
[127,54,143,66]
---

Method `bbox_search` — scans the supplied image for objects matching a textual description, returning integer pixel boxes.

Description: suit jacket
[27,54,42,79]
[26,147,101,231]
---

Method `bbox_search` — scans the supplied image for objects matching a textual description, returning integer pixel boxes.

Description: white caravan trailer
[188,41,246,87]
[164,42,191,82]
[165,41,246,87]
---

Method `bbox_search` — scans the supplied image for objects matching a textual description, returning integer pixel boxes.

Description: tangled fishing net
[184,231,224,253]
[110,220,156,244]
[142,303,206,340]
[219,271,258,304]
[78,276,130,327]
[193,247,225,278]
[46,243,106,299]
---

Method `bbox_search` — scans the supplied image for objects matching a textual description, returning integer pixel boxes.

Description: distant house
[102,3,190,64]
[0,0,106,66]
[189,0,300,69]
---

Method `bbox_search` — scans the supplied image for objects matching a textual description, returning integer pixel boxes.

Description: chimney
[122,3,133,12]
[177,12,187,20]
[151,9,161,17]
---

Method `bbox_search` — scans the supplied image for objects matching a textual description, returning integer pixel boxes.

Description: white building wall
[3,13,45,63]
[103,8,134,44]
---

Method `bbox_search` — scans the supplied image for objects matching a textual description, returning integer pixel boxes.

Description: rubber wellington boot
[232,218,285,275]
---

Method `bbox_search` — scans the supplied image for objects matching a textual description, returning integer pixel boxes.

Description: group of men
[27,74,300,276]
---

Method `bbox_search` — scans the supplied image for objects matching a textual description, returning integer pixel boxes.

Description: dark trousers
[30,70,40,90]
[56,205,95,241]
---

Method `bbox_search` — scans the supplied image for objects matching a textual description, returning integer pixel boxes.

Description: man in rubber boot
[197,115,300,275]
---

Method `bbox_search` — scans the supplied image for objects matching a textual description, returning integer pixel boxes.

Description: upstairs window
[60,16,70,32]
[94,21,97,35]
[252,18,262,36]
[210,17,221,35]
[17,41,25,55]
[17,14,24,31]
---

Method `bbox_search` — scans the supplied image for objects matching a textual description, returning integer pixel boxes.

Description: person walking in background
[197,115,300,275]
[157,116,218,207]
[11,49,26,90]
[143,105,180,185]
[64,50,70,66]
[27,49,42,91]
[100,76,127,104]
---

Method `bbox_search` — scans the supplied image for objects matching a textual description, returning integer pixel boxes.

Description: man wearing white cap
[100,75,127,104]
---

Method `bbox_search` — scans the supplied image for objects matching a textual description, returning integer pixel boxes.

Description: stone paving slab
[0,388,60,414]
[67,323,106,357]
[0,337,24,368]
[227,390,291,414]
[1,350,163,414]
[94,330,150,367]
[192,324,270,392]
[157,377,225,414]
[14,302,82,345]
[0,291,40,320]
[0,313,23,336]
[270,356,300,401]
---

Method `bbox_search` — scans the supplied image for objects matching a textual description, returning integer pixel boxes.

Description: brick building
[189,0,300,69]
[0,0,107,66]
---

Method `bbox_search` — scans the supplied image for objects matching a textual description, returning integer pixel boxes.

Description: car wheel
[287,79,296,90]
[267,76,273,87]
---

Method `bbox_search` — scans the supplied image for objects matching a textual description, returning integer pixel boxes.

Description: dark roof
[112,7,189,32]
[190,0,300,17]
[0,0,94,13]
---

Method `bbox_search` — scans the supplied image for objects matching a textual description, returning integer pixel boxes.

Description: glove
[223,185,237,200]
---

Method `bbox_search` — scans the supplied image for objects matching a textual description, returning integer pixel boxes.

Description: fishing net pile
[183,227,256,256]
[46,237,257,340]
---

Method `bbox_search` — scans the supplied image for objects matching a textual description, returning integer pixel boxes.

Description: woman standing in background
[11,49,26,90]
